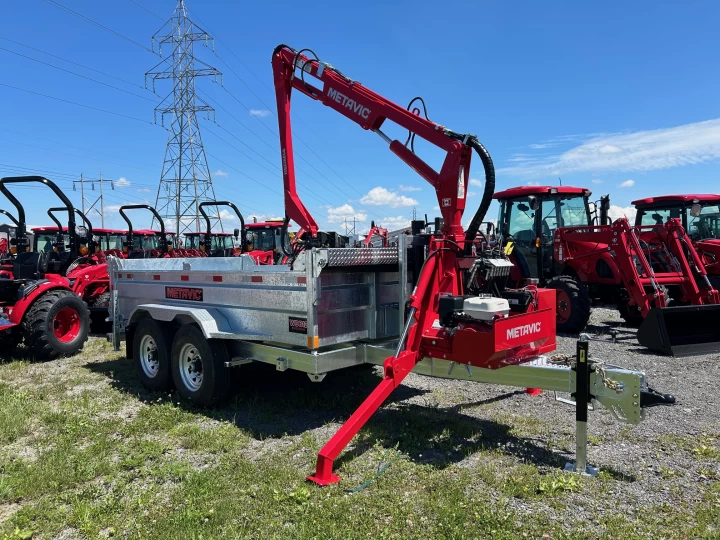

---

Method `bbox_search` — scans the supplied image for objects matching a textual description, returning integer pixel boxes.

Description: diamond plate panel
[325,248,398,267]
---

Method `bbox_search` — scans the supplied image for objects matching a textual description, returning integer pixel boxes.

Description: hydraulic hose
[463,137,496,253]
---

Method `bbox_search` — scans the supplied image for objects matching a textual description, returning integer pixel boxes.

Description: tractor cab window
[99,235,123,251]
[542,196,589,237]
[210,235,234,251]
[185,236,200,250]
[132,236,159,251]
[687,205,720,240]
[249,230,276,252]
[34,233,69,253]
[638,208,677,228]
[501,198,535,245]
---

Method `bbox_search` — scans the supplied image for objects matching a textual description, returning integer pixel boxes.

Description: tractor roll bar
[48,207,95,253]
[0,209,19,227]
[118,204,167,253]
[0,176,77,254]
[198,201,245,253]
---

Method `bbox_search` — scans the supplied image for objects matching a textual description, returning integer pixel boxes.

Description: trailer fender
[127,304,271,342]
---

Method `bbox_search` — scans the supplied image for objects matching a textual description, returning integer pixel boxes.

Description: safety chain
[548,354,622,391]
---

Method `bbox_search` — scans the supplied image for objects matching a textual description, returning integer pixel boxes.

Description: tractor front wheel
[546,275,591,334]
[22,290,90,360]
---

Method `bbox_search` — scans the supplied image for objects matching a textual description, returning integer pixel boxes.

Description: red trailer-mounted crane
[363,221,389,248]
[272,45,558,485]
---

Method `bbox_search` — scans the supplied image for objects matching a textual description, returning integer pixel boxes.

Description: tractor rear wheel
[546,275,591,334]
[22,290,90,360]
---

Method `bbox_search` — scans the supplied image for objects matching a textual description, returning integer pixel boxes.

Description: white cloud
[216,209,239,222]
[529,143,554,149]
[213,169,229,177]
[249,109,271,117]
[607,205,637,222]
[115,177,131,188]
[469,178,483,187]
[105,204,122,213]
[432,205,440,211]
[136,188,151,193]
[398,184,421,192]
[359,187,418,208]
[591,179,603,184]
[327,204,367,223]
[527,181,541,186]
[467,191,478,198]
[501,118,720,177]
[377,216,411,230]
[619,179,635,188]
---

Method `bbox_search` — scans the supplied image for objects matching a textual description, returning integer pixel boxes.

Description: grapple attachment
[637,305,720,356]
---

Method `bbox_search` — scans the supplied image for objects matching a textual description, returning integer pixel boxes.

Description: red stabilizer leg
[526,388,542,396]
[307,356,413,486]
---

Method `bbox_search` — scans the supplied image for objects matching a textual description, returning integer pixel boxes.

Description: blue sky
[1,0,718,232]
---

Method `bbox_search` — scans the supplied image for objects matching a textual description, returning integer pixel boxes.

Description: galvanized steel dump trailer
[109,236,667,479]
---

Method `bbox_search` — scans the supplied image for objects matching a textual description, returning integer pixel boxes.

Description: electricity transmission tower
[146,0,222,235]
[73,173,114,228]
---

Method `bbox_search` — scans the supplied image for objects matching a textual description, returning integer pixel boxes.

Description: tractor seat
[13,251,49,281]
[512,229,535,247]
[46,251,72,274]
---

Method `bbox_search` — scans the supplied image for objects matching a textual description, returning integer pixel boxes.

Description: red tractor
[186,200,245,257]
[245,219,289,264]
[495,185,720,355]
[0,176,90,358]
[633,194,720,288]
[119,205,170,259]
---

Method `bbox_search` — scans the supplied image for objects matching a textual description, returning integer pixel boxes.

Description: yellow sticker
[504,241,514,255]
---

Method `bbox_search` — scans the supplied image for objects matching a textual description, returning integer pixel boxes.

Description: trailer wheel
[546,275,591,334]
[23,290,90,360]
[171,325,230,406]
[133,318,173,391]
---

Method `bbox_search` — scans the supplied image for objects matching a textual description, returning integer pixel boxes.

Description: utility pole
[73,173,114,227]
[146,0,222,235]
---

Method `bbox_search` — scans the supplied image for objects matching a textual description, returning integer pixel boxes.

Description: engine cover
[463,296,510,321]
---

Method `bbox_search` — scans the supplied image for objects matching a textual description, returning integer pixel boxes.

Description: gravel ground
[383,306,720,524]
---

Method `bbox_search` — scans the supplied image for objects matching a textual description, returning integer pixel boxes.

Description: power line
[42,0,153,53]
[0,47,156,102]
[0,83,156,124]
[0,36,147,90]
[126,0,164,21]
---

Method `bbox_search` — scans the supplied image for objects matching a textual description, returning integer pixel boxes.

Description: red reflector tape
[181,275,189,282]
[117,274,122,279]
[251,275,263,283]
[153,275,160,281]
[297,276,307,284]
[126,274,132,279]
[213,276,222,282]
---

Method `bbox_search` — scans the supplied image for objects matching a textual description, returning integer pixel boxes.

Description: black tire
[22,290,90,360]
[133,318,173,391]
[546,275,591,334]
[170,325,230,407]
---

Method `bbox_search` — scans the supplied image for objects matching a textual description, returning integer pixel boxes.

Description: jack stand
[564,336,599,477]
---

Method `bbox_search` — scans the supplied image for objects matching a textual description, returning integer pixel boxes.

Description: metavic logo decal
[289,316,308,334]
[506,322,541,340]
[165,287,203,302]
[327,87,370,119]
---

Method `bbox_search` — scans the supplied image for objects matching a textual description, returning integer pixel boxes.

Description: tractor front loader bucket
[637,305,720,356]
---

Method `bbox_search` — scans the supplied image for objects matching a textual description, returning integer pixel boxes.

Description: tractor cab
[184,232,235,255]
[634,194,720,287]
[92,229,125,255]
[495,186,601,282]
[32,226,71,255]
[633,195,720,241]
[246,220,289,264]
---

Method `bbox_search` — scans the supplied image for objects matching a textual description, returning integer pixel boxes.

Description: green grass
[0,338,716,538]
